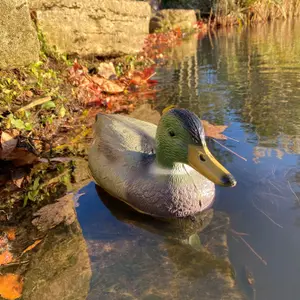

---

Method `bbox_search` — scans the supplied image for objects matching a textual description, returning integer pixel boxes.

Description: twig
[230,229,249,236]
[15,96,52,113]
[0,260,29,268]
[252,199,283,228]
[232,232,267,266]
[223,135,239,142]
[268,180,281,193]
[261,192,287,201]
[287,180,300,204]
[212,138,247,161]
[145,72,157,81]
[284,167,296,178]
[208,8,213,28]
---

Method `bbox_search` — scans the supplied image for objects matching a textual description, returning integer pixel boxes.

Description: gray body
[88,113,215,218]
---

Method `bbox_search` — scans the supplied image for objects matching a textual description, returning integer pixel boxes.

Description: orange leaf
[0,274,23,300]
[5,228,16,241]
[91,76,124,94]
[0,250,14,265]
[21,239,42,255]
[201,120,228,140]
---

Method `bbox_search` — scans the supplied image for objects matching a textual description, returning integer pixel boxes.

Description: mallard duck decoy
[88,108,236,219]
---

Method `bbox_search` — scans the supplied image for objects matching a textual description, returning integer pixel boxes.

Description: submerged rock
[30,0,151,57]
[22,221,92,300]
[0,0,40,69]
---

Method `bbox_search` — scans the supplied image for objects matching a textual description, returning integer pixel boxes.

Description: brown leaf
[5,148,38,167]
[0,250,14,265]
[0,132,18,159]
[0,273,23,300]
[201,120,228,140]
[91,76,124,94]
[11,169,26,188]
[21,240,42,255]
[0,237,8,249]
[5,228,16,241]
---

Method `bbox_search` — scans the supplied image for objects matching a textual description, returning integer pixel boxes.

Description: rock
[22,221,92,300]
[130,103,161,125]
[149,9,197,33]
[162,0,208,17]
[32,193,76,232]
[0,0,40,69]
[30,0,151,57]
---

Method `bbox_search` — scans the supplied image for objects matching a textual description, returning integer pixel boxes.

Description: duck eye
[199,154,206,162]
[169,130,175,137]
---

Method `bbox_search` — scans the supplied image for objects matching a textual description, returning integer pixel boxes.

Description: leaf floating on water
[202,120,228,140]
[246,269,255,286]
[21,240,42,255]
[0,273,23,300]
[0,250,14,265]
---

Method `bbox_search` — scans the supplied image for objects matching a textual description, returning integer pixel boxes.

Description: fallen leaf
[0,132,18,159]
[0,237,8,249]
[5,228,16,241]
[21,240,42,255]
[24,90,34,98]
[0,274,23,300]
[201,120,228,140]
[91,76,124,94]
[5,148,38,167]
[11,169,26,188]
[245,268,255,286]
[97,62,117,80]
[0,250,14,265]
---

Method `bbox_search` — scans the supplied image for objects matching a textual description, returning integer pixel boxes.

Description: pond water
[77,19,300,300]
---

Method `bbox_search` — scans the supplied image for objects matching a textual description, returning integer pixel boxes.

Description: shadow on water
[76,184,245,300]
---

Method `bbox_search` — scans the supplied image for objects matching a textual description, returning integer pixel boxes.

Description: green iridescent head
[155,108,236,187]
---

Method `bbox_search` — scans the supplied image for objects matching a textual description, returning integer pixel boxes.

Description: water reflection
[77,185,245,300]
[76,19,300,300]
[151,19,300,300]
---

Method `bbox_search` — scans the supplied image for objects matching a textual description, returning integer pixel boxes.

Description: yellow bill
[188,144,236,187]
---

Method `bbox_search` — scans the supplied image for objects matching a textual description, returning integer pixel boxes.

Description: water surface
[78,19,300,300]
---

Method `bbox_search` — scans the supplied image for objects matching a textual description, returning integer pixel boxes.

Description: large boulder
[29,0,151,57]
[0,0,40,69]
[150,9,197,33]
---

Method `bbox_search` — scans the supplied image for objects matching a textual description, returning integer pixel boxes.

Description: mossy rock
[150,9,197,33]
